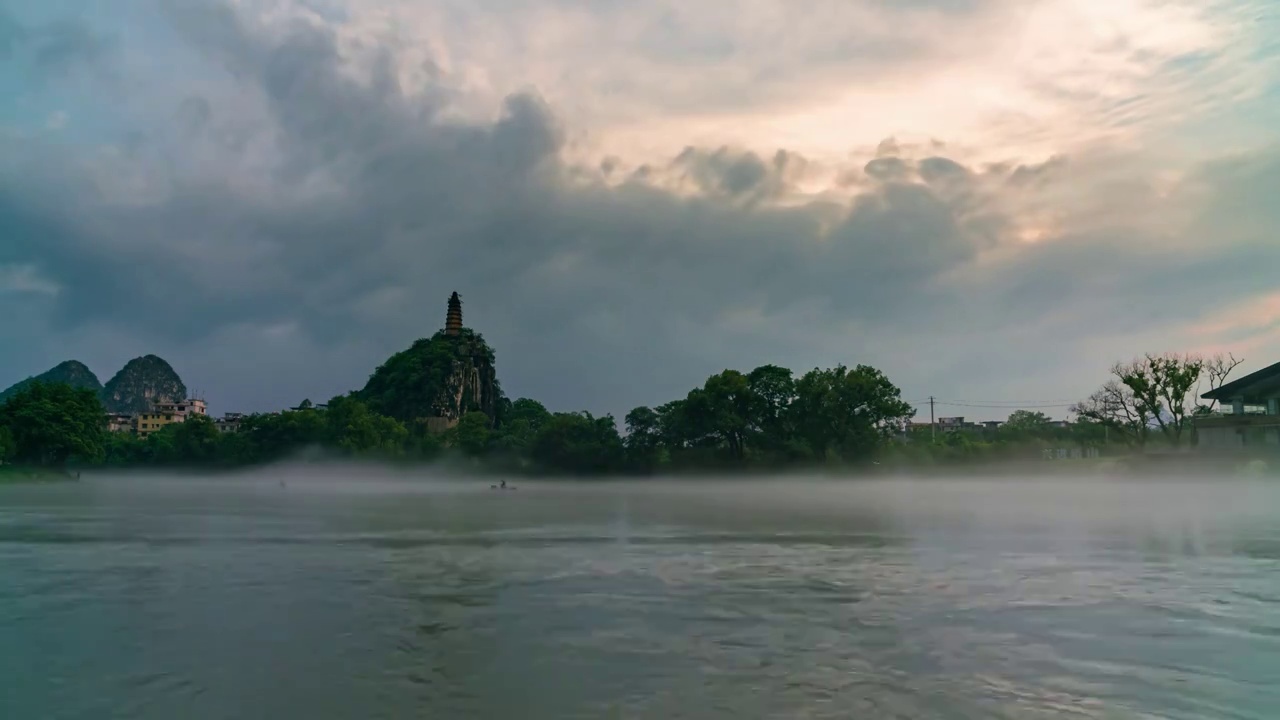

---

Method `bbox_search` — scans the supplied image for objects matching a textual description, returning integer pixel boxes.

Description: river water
[2,470,1278,719]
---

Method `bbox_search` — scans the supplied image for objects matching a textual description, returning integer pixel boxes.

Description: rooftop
[1201,360,1280,401]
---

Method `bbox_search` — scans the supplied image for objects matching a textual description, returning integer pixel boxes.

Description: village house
[1196,360,1280,451]
[135,398,207,438]
[214,413,244,434]
[105,412,135,433]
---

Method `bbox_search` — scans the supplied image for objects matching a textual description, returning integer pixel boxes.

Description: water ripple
[3,477,1280,719]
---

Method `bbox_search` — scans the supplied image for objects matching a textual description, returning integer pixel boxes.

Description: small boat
[489,482,517,491]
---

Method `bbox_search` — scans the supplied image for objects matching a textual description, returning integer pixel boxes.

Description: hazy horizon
[3,0,1279,424]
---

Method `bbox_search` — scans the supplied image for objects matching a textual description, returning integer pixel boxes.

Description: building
[445,291,463,336]
[135,410,169,438]
[215,413,245,434]
[135,398,207,438]
[1196,361,1280,451]
[153,399,207,420]
[105,413,135,433]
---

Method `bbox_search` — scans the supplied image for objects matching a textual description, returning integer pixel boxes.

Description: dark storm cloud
[3,0,1279,417]
[0,8,112,81]
[670,146,791,201]
[6,6,979,335]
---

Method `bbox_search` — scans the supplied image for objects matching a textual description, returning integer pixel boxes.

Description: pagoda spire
[445,292,463,336]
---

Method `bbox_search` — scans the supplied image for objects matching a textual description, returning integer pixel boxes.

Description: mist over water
[2,469,1278,719]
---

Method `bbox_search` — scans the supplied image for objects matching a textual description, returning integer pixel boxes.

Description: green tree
[144,425,181,464]
[411,427,444,460]
[531,412,624,474]
[167,414,224,464]
[102,430,145,467]
[789,365,914,463]
[212,429,254,466]
[453,411,493,457]
[491,398,552,457]
[1001,410,1052,439]
[746,364,796,458]
[0,425,14,464]
[0,382,106,467]
[141,414,224,466]
[234,408,328,464]
[686,370,755,461]
[1067,417,1110,450]
[325,396,408,456]
[1118,353,1203,447]
[624,406,662,472]
[506,398,552,431]
[655,400,688,450]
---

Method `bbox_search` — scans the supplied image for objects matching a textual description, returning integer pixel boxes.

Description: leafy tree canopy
[0,382,106,466]
[1002,410,1052,436]
[530,412,624,475]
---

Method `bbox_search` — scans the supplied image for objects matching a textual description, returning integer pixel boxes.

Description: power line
[906,398,1078,409]
[936,397,1079,405]
[934,401,1076,409]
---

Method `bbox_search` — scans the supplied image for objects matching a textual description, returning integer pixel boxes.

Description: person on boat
[499,480,507,489]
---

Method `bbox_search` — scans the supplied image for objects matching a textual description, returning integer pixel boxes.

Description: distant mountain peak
[100,355,187,414]
[0,360,103,403]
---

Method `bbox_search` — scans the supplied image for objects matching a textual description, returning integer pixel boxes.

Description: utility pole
[929,396,936,442]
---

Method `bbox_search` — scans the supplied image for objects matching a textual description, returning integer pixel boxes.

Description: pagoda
[445,291,463,336]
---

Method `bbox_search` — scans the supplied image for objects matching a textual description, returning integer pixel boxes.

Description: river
[2,469,1278,719]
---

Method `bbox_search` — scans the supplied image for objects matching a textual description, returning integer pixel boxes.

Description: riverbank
[0,465,81,483]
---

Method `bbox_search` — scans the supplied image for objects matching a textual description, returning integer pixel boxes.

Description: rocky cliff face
[431,333,500,429]
[0,360,103,404]
[100,355,188,414]
[358,329,500,429]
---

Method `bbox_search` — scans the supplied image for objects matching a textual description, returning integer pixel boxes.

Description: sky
[2,0,1279,422]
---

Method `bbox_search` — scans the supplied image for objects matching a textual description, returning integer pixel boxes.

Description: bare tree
[1071,379,1152,447]
[1197,352,1244,413]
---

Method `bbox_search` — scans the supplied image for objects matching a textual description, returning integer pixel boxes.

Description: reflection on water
[2,471,1279,719]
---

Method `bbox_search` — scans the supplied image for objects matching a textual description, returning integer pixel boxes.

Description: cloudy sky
[2,0,1279,422]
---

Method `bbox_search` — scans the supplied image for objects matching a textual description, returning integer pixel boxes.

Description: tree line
[0,362,916,475]
[0,351,1248,477]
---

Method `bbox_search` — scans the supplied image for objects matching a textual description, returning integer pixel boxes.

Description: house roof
[1201,360,1280,401]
